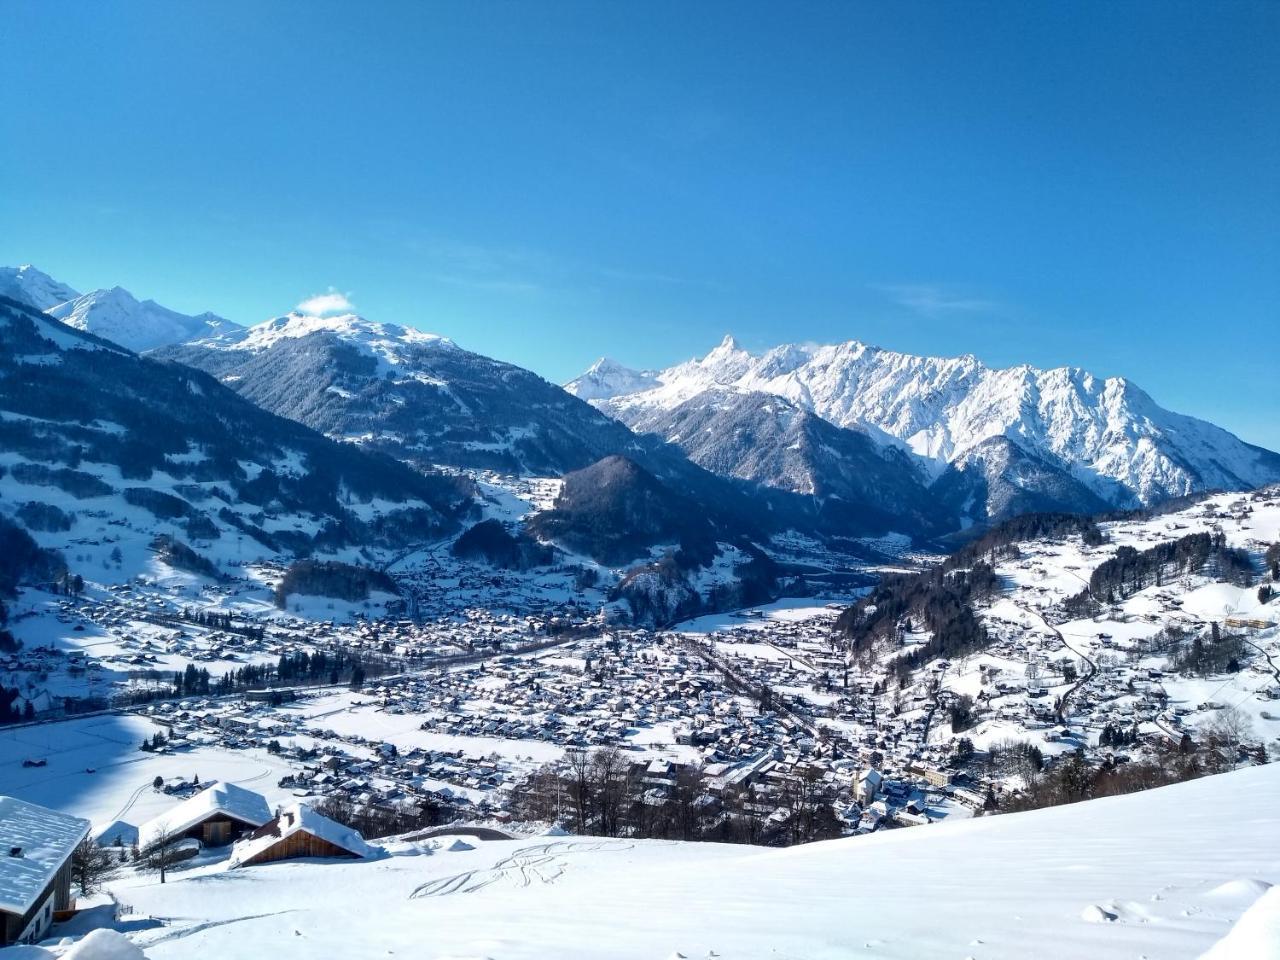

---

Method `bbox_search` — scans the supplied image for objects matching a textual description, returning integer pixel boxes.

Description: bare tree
[71,836,115,896]
[564,749,592,835]
[139,821,186,884]
[1201,705,1253,771]
[591,746,628,838]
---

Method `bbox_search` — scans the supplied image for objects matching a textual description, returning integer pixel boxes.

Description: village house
[137,782,272,851]
[229,803,378,868]
[0,796,91,947]
[854,768,883,805]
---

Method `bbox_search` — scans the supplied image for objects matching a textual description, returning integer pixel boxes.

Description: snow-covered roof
[229,803,378,867]
[137,782,272,851]
[0,796,91,916]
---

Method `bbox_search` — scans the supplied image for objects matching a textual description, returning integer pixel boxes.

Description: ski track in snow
[409,840,634,899]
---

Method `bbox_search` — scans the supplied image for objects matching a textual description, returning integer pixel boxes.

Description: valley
[0,267,1277,959]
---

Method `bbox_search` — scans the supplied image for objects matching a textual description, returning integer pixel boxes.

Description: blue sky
[2,1,1277,447]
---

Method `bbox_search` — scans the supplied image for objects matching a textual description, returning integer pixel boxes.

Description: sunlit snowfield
[63,763,1280,960]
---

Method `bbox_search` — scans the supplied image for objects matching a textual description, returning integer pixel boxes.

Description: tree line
[509,746,843,847]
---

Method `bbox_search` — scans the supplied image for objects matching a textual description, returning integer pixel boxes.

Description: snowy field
[0,713,297,834]
[30,762,1280,960]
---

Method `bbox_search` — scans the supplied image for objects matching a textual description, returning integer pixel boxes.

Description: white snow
[45,286,238,353]
[202,312,453,371]
[0,264,80,311]
[583,334,1280,505]
[74,762,1280,959]
[562,357,659,401]
[0,796,91,916]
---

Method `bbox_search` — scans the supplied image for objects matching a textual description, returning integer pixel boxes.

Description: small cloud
[296,288,354,316]
[874,283,999,316]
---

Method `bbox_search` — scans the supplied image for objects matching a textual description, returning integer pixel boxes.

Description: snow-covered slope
[0,264,80,310]
[576,336,1280,516]
[621,387,949,534]
[106,762,1280,959]
[563,357,660,401]
[0,296,469,574]
[46,286,239,352]
[159,312,768,539]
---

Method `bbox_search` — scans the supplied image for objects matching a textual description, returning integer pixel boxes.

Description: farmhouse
[0,796,91,947]
[229,804,378,868]
[138,782,272,851]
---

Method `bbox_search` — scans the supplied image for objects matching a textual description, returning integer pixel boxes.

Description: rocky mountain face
[0,295,472,560]
[618,388,950,536]
[162,313,682,477]
[571,336,1280,525]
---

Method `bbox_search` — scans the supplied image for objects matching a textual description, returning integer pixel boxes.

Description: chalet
[138,782,272,851]
[0,796,91,946]
[229,804,377,868]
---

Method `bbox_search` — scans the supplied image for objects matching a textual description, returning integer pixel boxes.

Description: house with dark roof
[0,796,91,946]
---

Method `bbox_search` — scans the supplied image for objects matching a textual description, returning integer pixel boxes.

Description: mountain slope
[575,336,1280,520]
[106,762,1280,960]
[157,312,776,545]
[526,455,717,565]
[0,264,79,311]
[46,286,239,352]
[621,388,951,536]
[0,295,471,567]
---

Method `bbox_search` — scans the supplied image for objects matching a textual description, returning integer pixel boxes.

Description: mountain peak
[215,311,454,368]
[44,284,239,352]
[591,334,1280,509]
[564,357,659,401]
[0,264,80,311]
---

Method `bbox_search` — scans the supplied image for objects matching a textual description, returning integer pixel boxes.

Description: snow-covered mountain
[0,265,241,353]
[0,295,470,567]
[158,311,780,550]
[562,357,660,401]
[0,264,79,310]
[620,387,950,535]
[163,311,682,478]
[572,336,1280,521]
[46,286,239,352]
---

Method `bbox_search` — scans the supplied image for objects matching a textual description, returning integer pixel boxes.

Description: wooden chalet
[229,803,376,868]
[0,796,91,946]
[138,782,272,851]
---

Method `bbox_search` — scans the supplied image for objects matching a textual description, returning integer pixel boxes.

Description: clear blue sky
[2,1,1277,447]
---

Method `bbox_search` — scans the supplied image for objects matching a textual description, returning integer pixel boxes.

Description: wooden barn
[0,796,91,946]
[229,803,377,868]
[137,782,272,852]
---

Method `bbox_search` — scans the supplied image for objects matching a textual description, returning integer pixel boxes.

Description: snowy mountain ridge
[0,265,243,353]
[0,264,80,311]
[573,334,1280,510]
[200,310,456,363]
[46,286,241,353]
[562,356,660,401]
